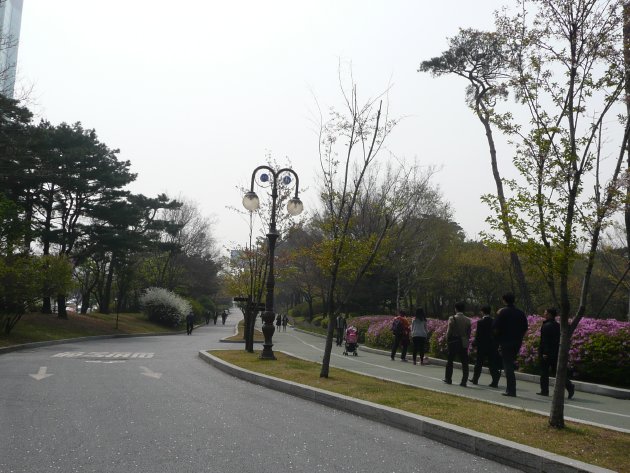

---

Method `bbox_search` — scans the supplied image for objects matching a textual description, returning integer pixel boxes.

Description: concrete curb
[198,350,614,473]
[293,328,629,399]
[0,330,186,356]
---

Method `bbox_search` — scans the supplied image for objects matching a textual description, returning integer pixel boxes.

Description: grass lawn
[211,350,630,473]
[0,311,176,348]
[223,320,265,342]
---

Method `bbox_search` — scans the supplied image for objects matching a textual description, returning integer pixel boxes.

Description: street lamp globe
[287,197,304,216]
[242,191,260,211]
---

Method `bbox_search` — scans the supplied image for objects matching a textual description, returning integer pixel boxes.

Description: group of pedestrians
[389,309,428,365]
[390,293,575,399]
[275,313,289,332]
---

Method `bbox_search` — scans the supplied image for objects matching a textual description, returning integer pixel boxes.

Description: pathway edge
[198,349,615,473]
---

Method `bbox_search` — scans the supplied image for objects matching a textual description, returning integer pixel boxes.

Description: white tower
[0,0,23,98]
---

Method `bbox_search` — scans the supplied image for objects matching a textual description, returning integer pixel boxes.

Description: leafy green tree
[419,28,533,313]
[495,0,627,428]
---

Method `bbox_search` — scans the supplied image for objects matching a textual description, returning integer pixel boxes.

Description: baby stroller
[343,326,359,356]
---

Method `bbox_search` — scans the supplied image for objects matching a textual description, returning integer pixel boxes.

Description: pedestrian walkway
[271,325,630,432]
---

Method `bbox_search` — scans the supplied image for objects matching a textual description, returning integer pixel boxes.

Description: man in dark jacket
[186,311,195,335]
[537,307,575,399]
[335,314,347,346]
[469,305,501,387]
[493,293,528,397]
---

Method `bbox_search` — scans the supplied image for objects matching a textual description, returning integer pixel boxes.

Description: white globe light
[243,191,260,211]
[287,197,304,216]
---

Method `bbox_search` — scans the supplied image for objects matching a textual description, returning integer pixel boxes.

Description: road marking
[29,367,53,380]
[140,366,162,379]
[289,331,629,421]
[84,360,126,364]
[52,352,154,359]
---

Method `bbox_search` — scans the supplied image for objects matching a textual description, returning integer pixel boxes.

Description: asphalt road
[272,323,630,432]
[0,314,521,473]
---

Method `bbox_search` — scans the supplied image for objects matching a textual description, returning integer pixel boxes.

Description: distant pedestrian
[390,311,410,362]
[335,314,347,346]
[443,301,472,386]
[411,308,428,366]
[493,292,528,397]
[537,307,575,399]
[282,314,289,332]
[204,310,211,325]
[469,305,501,387]
[213,311,218,325]
[186,311,195,335]
[275,313,282,331]
[221,310,228,325]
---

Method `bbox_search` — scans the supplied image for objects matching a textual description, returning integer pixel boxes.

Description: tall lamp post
[242,165,303,360]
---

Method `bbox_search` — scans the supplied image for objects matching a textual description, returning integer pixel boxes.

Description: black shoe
[488,383,498,388]
[468,379,478,385]
[536,392,549,396]
[442,379,452,385]
[502,392,516,397]
[401,358,408,362]
[459,382,467,387]
[391,357,395,361]
[567,385,575,400]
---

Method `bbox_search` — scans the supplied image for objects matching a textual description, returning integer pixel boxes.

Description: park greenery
[0,95,221,336]
[224,0,630,429]
[3,0,630,434]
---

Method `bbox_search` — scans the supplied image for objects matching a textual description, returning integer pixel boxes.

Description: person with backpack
[390,311,410,361]
[443,301,472,386]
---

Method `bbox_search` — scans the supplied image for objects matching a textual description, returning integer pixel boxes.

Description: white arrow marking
[29,367,53,381]
[140,366,162,379]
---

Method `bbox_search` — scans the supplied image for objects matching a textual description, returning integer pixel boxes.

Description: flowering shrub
[140,287,191,327]
[520,316,630,386]
[348,316,388,344]
[351,314,630,386]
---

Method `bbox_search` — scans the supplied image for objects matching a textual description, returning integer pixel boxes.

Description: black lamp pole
[243,165,303,360]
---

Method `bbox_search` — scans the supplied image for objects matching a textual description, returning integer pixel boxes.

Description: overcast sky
[16,0,510,250]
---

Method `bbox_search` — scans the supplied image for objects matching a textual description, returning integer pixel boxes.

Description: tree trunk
[57,294,67,319]
[80,293,90,314]
[320,272,338,378]
[623,1,630,319]
[479,112,533,313]
[549,320,571,428]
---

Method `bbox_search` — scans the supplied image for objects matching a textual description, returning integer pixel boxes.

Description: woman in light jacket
[411,308,428,365]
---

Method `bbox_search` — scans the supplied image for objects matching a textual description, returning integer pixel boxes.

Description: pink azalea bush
[349,314,630,386]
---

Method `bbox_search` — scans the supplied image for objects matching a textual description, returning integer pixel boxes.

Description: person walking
[275,314,282,332]
[443,301,472,386]
[537,307,575,399]
[213,311,218,325]
[221,310,228,325]
[335,314,347,346]
[204,310,211,325]
[282,314,289,332]
[493,292,528,397]
[186,311,195,335]
[411,308,428,365]
[469,305,501,387]
[390,311,410,361]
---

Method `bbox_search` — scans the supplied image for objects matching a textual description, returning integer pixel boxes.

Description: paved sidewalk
[271,326,630,432]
